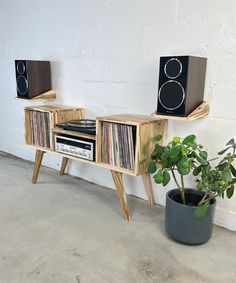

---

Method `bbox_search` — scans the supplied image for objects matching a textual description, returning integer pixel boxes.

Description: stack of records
[101,122,136,170]
[29,110,50,148]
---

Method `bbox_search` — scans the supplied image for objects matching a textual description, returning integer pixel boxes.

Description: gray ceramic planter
[165,189,216,245]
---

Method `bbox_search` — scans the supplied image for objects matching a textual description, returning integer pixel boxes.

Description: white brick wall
[0,0,236,230]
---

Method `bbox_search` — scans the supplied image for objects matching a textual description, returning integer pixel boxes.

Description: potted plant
[145,134,236,245]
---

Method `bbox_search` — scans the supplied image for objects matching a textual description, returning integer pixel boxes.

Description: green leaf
[169,145,182,159]
[155,144,164,155]
[173,136,180,144]
[230,164,236,177]
[178,167,190,175]
[194,202,210,218]
[226,186,234,199]
[190,142,198,150]
[147,161,157,174]
[222,167,232,182]
[154,169,163,184]
[163,170,171,186]
[193,166,202,176]
[182,160,190,169]
[181,145,188,156]
[177,159,190,175]
[195,154,208,165]
[217,162,228,170]
[151,152,158,160]
[182,134,196,145]
[197,182,204,190]
[161,150,170,161]
[218,147,231,155]
[199,151,208,160]
[160,159,168,168]
[151,135,162,142]
[226,138,235,146]
[151,146,163,160]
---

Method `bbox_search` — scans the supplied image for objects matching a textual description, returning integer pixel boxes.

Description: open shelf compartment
[96,114,167,176]
[24,105,84,150]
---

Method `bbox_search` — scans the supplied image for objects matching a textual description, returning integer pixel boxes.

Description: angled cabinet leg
[32,150,45,184]
[111,170,130,221]
[141,173,154,206]
[60,157,69,175]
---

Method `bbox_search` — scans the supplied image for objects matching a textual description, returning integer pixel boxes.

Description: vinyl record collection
[101,122,136,170]
[29,110,50,148]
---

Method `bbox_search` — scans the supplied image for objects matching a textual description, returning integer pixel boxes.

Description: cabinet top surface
[25,105,83,112]
[96,114,159,125]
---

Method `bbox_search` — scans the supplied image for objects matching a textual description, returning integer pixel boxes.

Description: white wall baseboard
[215,207,236,231]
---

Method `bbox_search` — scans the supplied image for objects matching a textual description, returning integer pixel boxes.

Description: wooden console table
[25,105,167,221]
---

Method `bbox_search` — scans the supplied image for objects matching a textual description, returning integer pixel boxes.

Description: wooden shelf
[151,101,209,121]
[25,105,83,112]
[27,144,52,152]
[52,127,96,141]
[97,114,159,126]
[96,115,167,176]
[15,90,56,101]
[97,162,136,176]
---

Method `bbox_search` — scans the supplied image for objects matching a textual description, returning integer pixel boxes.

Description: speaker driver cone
[17,75,28,96]
[159,80,185,110]
[17,61,25,75]
[164,58,182,79]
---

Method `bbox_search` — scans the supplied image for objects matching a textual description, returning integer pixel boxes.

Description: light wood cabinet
[24,106,167,220]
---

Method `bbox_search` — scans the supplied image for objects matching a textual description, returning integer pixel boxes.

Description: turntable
[56,119,96,135]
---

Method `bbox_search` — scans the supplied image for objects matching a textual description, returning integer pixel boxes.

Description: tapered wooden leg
[60,157,69,175]
[142,173,154,206]
[111,170,130,221]
[32,150,45,184]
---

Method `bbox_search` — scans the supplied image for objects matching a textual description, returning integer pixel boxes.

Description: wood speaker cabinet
[157,56,207,116]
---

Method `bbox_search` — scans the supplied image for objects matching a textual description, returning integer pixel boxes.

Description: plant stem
[198,192,216,206]
[170,168,181,189]
[181,175,184,191]
[180,174,186,205]
[171,168,186,204]
[198,192,209,206]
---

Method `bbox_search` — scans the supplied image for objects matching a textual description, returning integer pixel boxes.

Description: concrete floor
[0,152,236,283]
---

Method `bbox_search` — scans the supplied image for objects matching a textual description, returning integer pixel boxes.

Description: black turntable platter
[67,119,96,128]
[56,119,96,135]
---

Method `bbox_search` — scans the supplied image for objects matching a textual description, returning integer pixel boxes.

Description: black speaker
[15,60,51,99]
[157,56,207,116]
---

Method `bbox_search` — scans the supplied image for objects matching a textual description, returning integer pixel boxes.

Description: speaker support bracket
[151,101,209,121]
[15,90,56,102]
